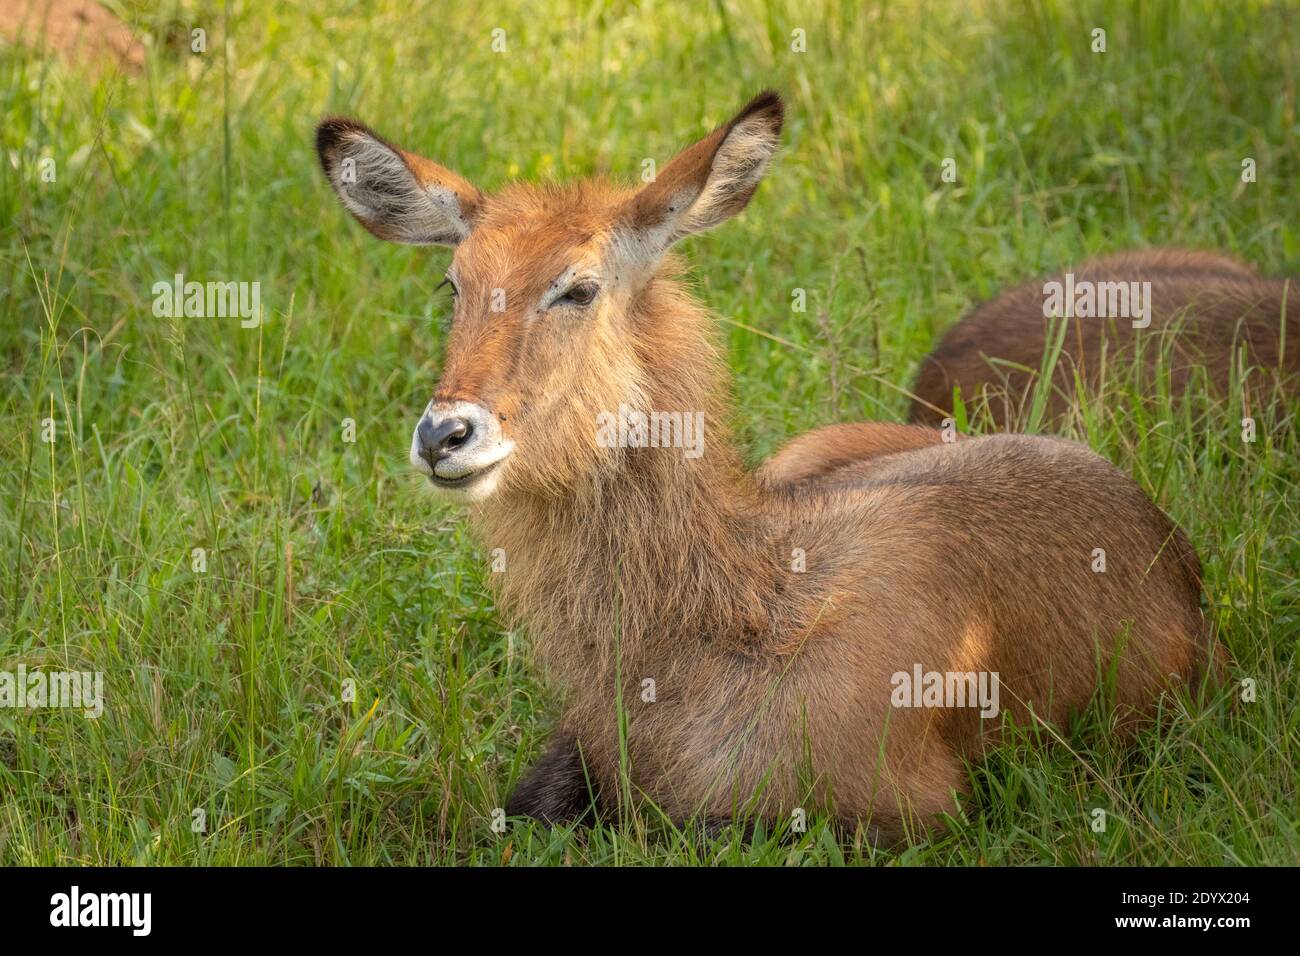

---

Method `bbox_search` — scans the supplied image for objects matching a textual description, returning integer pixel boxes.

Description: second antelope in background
[910,249,1298,430]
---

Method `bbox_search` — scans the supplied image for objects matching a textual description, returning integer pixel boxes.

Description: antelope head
[316,91,783,502]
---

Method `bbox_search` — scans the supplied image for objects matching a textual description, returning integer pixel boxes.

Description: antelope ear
[315,118,482,246]
[620,90,784,251]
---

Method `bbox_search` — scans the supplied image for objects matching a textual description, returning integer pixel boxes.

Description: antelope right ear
[619,90,784,254]
[315,118,482,246]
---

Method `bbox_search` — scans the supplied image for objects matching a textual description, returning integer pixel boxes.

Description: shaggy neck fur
[474,273,791,693]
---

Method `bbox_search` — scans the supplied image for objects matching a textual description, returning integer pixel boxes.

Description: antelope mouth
[428,456,506,489]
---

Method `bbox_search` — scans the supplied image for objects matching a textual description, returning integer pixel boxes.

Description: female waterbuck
[317,93,1219,842]
[910,249,1298,430]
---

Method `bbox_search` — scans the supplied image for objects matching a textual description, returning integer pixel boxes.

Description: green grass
[1,0,1297,865]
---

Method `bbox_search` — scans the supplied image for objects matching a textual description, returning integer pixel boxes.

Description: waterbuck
[316,92,1219,842]
[909,248,1298,430]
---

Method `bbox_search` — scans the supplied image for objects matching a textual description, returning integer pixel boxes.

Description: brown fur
[910,248,1298,429]
[757,422,953,490]
[479,282,1214,841]
[318,94,1220,843]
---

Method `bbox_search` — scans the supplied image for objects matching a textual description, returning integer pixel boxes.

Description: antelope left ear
[619,90,784,251]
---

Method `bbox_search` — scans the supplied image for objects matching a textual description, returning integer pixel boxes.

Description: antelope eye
[437,276,459,297]
[557,280,599,307]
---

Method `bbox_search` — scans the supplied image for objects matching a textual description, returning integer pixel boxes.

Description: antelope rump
[910,248,1298,430]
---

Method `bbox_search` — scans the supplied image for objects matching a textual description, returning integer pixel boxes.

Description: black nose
[417,416,473,467]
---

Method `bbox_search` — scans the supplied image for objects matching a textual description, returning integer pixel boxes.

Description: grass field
[1,0,1297,865]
